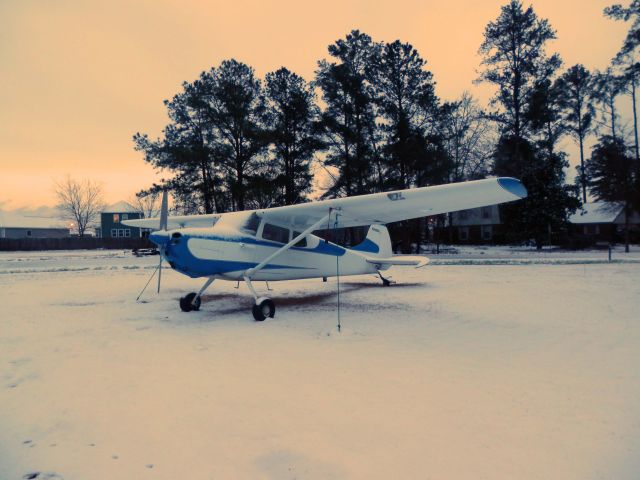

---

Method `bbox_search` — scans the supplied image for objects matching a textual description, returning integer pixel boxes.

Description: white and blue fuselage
[150,211,383,282]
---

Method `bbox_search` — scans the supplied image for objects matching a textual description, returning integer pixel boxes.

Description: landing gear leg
[244,276,275,321]
[377,270,395,287]
[179,277,215,312]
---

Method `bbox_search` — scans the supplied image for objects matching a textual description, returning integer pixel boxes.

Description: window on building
[124,229,131,238]
[113,214,120,223]
[122,213,128,221]
[111,229,117,237]
[458,227,469,241]
[292,231,307,248]
[482,225,493,241]
[262,223,290,244]
[481,206,492,219]
[26,230,32,237]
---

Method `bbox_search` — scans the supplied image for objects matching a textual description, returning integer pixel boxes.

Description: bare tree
[441,92,496,182]
[129,191,161,218]
[55,177,105,237]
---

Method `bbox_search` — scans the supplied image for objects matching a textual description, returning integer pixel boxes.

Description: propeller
[136,190,169,302]
[156,189,169,293]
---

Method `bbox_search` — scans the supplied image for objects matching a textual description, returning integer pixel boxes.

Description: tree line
[134,0,640,250]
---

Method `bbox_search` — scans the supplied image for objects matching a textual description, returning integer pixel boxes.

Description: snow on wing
[258,177,527,230]
[121,177,526,231]
[122,213,221,230]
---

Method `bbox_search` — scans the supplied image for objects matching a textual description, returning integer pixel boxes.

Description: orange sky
[0,0,628,208]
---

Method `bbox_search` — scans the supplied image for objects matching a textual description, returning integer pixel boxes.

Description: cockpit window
[241,213,261,236]
[293,232,307,247]
[262,223,290,244]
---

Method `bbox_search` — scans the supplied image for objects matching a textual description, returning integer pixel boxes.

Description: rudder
[352,224,392,258]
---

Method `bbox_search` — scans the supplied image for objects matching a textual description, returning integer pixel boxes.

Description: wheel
[252,298,275,321]
[180,292,200,312]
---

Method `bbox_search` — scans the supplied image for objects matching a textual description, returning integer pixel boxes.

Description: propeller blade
[159,190,168,231]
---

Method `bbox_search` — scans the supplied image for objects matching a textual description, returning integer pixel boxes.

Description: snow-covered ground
[1,249,639,479]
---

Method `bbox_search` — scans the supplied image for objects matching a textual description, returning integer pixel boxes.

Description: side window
[262,223,290,244]
[242,213,261,235]
[293,232,307,247]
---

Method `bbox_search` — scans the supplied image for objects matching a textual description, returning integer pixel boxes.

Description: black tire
[252,298,275,321]
[180,292,200,312]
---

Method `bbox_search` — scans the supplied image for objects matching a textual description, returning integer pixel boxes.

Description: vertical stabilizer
[351,224,393,258]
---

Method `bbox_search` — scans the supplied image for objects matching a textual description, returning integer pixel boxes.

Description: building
[0,211,70,239]
[450,205,501,243]
[98,201,144,238]
[569,202,640,243]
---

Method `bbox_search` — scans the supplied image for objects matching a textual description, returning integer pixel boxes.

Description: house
[99,201,144,238]
[0,211,70,239]
[450,205,501,243]
[569,202,640,243]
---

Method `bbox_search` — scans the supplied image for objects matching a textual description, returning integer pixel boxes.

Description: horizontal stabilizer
[365,255,429,268]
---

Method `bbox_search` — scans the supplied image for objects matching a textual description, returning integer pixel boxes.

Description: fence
[0,237,154,252]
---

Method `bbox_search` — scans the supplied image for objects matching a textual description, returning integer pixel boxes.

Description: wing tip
[497,177,528,199]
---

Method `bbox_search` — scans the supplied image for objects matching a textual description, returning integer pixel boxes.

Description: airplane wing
[257,177,526,230]
[122,177,525,231]
[122,213,221,230]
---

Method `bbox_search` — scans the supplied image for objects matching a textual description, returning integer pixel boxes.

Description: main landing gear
[244,276,275,321]
[179,276,276,321]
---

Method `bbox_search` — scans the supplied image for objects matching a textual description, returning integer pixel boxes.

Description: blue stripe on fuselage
[181,233,346,256]
[162,234,345,278]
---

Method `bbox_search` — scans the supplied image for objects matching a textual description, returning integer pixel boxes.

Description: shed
[0,211,70,239]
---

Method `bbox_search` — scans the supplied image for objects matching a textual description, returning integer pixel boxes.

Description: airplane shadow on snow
[190,281,429,318]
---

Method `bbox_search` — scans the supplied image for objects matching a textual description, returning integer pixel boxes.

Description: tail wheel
[252,298,275,321]
[180,292,201,312]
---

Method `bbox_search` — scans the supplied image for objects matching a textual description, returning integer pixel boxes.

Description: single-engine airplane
[124,177,527,321]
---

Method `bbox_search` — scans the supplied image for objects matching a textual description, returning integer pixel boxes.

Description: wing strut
[244,212,332,281]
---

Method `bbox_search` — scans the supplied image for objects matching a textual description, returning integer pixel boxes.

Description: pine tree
[264,67,323,205]
[556,65,595,202]
[368,39,439,189]
[315,30,379,197]
[205,60,268,211]
[479,0,576,248]
[478,0,561,142]
[133,78,222,214]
